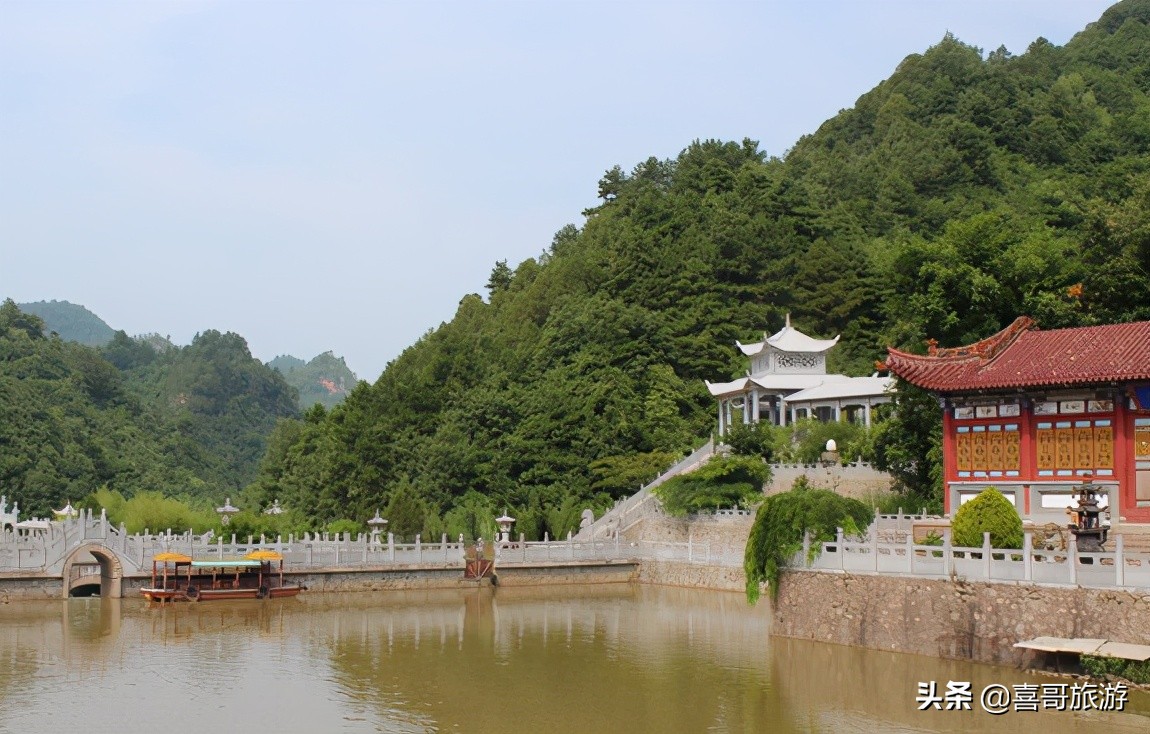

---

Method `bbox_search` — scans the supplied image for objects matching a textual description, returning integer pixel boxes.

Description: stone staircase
[574,438,716,542]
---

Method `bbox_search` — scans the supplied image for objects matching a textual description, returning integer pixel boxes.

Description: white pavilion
[705,316,894,435]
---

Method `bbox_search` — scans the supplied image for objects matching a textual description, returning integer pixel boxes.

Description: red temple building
[885,317,1150,525]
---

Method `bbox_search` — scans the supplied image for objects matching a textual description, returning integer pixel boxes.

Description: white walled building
[705,316,894,435]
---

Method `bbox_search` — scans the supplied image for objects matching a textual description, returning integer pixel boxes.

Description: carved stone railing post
[1115,534,1125,587]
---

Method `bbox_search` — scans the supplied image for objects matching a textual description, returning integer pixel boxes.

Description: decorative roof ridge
[886,316,1035,365]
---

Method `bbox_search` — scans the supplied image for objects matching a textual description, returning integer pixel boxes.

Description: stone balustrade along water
[6,505,1150,596]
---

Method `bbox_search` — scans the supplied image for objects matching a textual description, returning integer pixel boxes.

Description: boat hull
[143,555,303,602]
[140,585,304,602]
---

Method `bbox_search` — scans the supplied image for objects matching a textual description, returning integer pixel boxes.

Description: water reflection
[314,586,777,733]
[0,586,1145,733]
[770,636,1150,733]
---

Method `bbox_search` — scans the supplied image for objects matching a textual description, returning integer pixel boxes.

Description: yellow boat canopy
[244,550,283,561]
[153,552,192,563]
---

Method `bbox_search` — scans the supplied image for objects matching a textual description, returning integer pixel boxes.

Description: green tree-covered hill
[0,300,300,516]
[250,0,1150,530]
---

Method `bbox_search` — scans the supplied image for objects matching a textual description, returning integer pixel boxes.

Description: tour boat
[140,550,304,602]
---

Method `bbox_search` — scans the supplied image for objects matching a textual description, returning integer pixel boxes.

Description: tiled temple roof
[884,317,1150,392]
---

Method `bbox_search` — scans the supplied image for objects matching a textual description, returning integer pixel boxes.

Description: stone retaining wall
[625,512,754,548]
[637,560,746,592]
[1,562,641,599]
[0,574,64,600]
[767,464,893,498]
[771,569,1150,666]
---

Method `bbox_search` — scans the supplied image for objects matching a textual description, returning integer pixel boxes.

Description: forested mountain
[18,300,115,347]
[249,1,1150,534]
[0,300,299,516]
[269,352,359,410]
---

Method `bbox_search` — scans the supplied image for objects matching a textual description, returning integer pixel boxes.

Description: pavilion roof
[884,317,1150,393]
[786,376,895,403]
[751,374,845,392]
[705,377,750,397]
[737,323,839,356]
[706,374,879,397]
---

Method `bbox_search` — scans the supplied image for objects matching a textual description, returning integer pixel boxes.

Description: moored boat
[140,550,304,602]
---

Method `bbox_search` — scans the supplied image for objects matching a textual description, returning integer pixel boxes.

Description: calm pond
[0,584,1147,733]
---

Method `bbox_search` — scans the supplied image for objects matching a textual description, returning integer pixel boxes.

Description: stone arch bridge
[0,510,145,599]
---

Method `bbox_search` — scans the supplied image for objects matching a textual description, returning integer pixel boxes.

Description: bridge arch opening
[62,544,124,599]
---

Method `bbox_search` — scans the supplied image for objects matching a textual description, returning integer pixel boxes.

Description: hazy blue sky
[0,1,1115,380]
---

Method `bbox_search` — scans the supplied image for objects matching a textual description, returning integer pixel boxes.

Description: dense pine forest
[5,1,1150,537]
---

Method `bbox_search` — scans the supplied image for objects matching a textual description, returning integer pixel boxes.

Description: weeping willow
[743,480,872,604]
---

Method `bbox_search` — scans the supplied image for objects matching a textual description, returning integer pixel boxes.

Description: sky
[0,0,1117,380]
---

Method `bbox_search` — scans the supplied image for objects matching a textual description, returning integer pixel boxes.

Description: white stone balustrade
[799,530,1150,590]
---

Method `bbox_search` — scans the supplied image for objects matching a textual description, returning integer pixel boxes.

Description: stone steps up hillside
[574,438,715,542]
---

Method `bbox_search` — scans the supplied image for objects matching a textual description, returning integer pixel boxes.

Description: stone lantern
[367,509,388,544]
[821,439,842,493]
[216,497,239,526]
[263,499,284,515]
[496,511,515,543]
[821,438,840,464]
[1068,477,1110,552]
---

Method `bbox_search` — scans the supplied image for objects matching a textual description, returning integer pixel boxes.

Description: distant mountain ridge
[17,300,357,409]
[18,300,114,346]
[268,351,359,410]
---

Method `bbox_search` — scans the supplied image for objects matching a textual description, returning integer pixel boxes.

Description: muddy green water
[0,585,1146,733]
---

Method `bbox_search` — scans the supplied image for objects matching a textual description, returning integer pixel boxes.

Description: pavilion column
[780,398,788,427]
[718,400,725,436]
[864,402,872,428]
[835,403,842,422]
[751,389,760,424]
[725,400,733,433]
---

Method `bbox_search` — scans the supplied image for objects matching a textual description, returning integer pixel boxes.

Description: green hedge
[1081,655,1150,685]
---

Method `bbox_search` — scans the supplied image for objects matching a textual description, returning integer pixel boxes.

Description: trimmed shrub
[744,482,872,604]
[951,487,1022,549]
